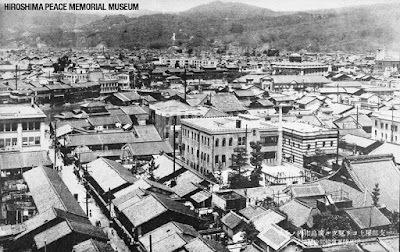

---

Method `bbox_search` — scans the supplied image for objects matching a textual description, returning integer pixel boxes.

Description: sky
[1,0,398,14]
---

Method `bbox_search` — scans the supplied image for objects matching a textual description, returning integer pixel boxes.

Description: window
[375,130,377,136]
[322,141,326,147]
[386,124,388,130]
[215,155,219,164]
[197,150,199,157]
[191,147,193,154]
[222,138,226,147]
[238,137,246,146]
[0,139,4,149]
[207,155,210,163]
[5,138,11,146]
[375,120,378,126]
[264,152,276,159]
[22,137,28,146]
[252,130,256,136]
[165,132,169,138]
[12,123,17,131]
[222,155,226,163]
[229,138,233,146]
[215,139,219,147]
[207,138,210,146]
[381,123,384,129]
[12,138,17,146]
[330,141,334,146]
[307,144,311,150]
[5,123,11,131]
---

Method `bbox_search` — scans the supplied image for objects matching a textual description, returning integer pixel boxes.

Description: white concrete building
[0,104,47,152]
[370,110,400,144]
[181,114,282,175]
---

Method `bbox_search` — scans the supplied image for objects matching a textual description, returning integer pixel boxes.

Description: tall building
[370,110,400,144]
[0,104,47,152]
[181,114,282,175]
[282,122,338,168]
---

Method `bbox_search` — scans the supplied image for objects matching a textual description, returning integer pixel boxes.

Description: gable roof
[341,134,378,148]
[73,239,115,252]
[221,211,245,230]
[369,142,400,164]
[239,206,268,221]
[122,194,197,227]
[87,158,137,192]
[209,93,247,113]
[120,105,148,115]
[344,206,391,229]
[23,166,86,216]
[257,224,297,251]
[112,91,141,102]
[184,237,229,252]
[285,184,326,198]
[252,209,286,232]
[279,199,315,228]
[139,221,199,252]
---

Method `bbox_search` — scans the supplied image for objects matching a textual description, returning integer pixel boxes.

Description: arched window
[215,139,219,147]
[229,138,233,146]
[222,138,226,147]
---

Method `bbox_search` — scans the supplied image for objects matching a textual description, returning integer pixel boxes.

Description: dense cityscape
[0,1,399,252]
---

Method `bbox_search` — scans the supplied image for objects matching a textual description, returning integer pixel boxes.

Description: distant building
[271,61,329,75]
[370,110,400,144]
[0,104,47,152]
[181,114,281,174]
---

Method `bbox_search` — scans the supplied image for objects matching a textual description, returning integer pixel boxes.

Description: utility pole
[53,121,57,170]
[336,129,339,168]
[391,105,395,142]
[184,68,187,102]
[15,65,18,90]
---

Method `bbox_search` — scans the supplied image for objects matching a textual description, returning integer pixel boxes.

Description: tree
[242,222,258,243]
[229,147,250,189]
[147,158,159,181]
[313,212,352,230]
[372,183,380,206]
[313,148,329,173]
[249,141,263,187]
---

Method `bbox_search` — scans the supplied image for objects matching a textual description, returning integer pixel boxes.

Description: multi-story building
[282,122,338,168]
[99,79,119,94]
[158,57,218,69]
[271,61,329,75]
[370,110,400,144]
[149,100,207,152]
[0,104,47,152]
[181,114,282,175]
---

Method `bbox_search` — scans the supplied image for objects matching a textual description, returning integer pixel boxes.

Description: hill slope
[2,1,400,51]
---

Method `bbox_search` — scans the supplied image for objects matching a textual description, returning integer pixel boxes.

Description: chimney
[236,120,241,128]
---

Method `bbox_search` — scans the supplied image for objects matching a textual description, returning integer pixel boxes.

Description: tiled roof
[139,221,199,252]
[209,93,247,113]
[120,105,148,115]
[256,224,292,251]
[252,209,286,232]
[221,211,245,230]
[73,239,115,252]
[125,141,173,156]
[0,151,52,170]
[279,199,314,228]
[344,154,400,211]
[341,134,377,148]
[239,206,268,221]
[66,131,138,147]
[170,170,204,197]
[23,167,86,216]
[87,158,137,192]
[344,206,391,229]
[122,194,197,227]
[369,142,400,164]
[286,184,326,198]
[184,237,229,252]
[132,125,162,142]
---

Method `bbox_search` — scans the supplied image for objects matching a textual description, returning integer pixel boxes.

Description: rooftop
[0,104,46,120]
[182,115,277,134]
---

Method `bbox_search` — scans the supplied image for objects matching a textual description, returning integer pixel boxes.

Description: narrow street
[47,141,131,251]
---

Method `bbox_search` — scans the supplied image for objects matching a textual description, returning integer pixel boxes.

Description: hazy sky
[2,0,398,13]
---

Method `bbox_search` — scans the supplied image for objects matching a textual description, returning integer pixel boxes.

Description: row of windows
[375,121,398,132]
[0,123,18,132]
[0,138,17,149]
[374,130,399,142]
[0,122,41,132]
[285,138,334,149]
[22,136,41,146]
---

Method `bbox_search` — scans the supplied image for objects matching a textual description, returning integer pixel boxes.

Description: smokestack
[277,105,283,165]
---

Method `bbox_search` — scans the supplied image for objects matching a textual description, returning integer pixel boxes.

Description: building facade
[0,104,47,152]
[181,114,282,175]
[370,110,400,144]
[282,122,338,168]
